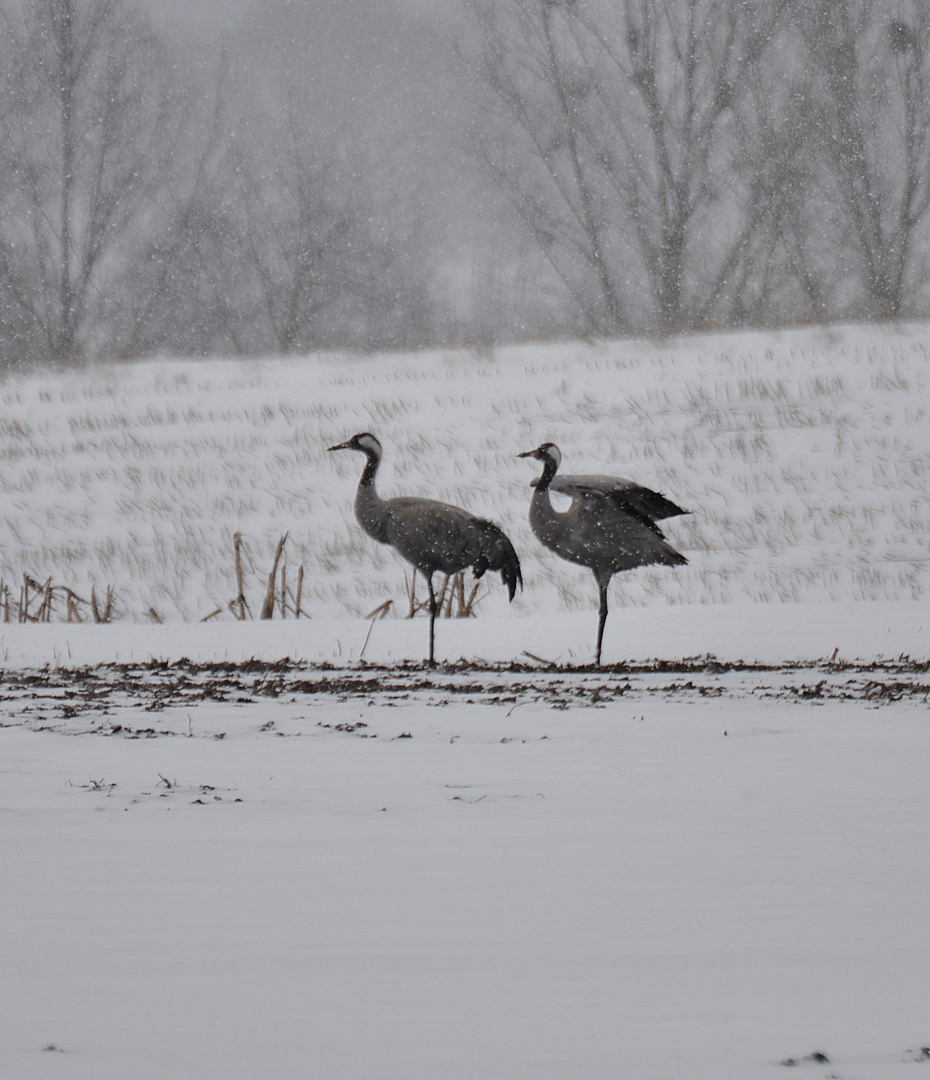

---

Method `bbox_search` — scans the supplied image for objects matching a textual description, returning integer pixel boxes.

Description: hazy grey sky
[138,0,252,38]
[135,0,460,151]
[130,0,501,329]
[139,0,439,41]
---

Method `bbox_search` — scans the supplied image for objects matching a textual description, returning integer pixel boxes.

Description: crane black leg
[595,583,609,667]
[426,573,437,667]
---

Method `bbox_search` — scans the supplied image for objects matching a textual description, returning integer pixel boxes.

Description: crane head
[517,442,561,469]
[328,432,382,457]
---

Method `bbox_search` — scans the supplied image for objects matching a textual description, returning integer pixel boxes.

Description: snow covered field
[1,325,928,1079]
[1,322,927,623]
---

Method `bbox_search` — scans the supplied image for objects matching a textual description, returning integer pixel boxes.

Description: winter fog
[2,3,930,1078]
[6,0,930,366]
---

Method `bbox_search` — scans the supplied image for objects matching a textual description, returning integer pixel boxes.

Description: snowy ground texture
[1,325,929,1079]
[0,322,927,621]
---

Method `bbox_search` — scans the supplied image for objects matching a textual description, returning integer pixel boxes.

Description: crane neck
[528,456,567,550]
[354,448,390,543]
[357,447,381,490]
[528,455,561,530]
[534,455,559,493]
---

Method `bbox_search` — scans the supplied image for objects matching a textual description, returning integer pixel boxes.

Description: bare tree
[789,0,930,319]
[463,0,792,334]
[464,0,630,333]
[0,0,184,366]
[120,50,260,359]
[229,82,436,353]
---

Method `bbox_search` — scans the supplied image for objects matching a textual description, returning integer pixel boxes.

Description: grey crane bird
[519,442,688,666]
[329,433,522,665]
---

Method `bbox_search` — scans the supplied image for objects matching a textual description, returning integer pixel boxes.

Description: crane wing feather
[533,473,689,521]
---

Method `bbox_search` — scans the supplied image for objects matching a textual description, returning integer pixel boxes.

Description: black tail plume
[471,518,522,601]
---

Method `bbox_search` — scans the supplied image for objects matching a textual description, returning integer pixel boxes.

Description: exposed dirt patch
[0,655,927,736]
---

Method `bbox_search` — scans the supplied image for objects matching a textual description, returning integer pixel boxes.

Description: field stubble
[0,325,927,623]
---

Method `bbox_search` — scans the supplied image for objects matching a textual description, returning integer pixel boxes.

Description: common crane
[518,442,687,666]
[329,433,522,665]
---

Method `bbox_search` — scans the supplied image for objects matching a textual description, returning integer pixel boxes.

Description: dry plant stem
[406,571,418,619]
[523,650,557,666]
[404,571,477,620]
[359,599,392,661]
[66,588,86,623]
[3,575,105,623]
[295,565,305,618]
[91,585,115,623]
[435,574,450,617]
[363,599,393,621]
[462,580,480,617]
[260,533,288,620]
[230,533,250,620]
[279,562,287,619]
[35,577,53,621]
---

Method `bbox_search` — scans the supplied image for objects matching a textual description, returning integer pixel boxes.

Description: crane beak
[517,448,541,460]
[327,440,352,452]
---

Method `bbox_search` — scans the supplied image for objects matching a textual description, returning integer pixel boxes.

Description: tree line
[2,0,929,370]
[464,0,930,336]
[0,0,440,369]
